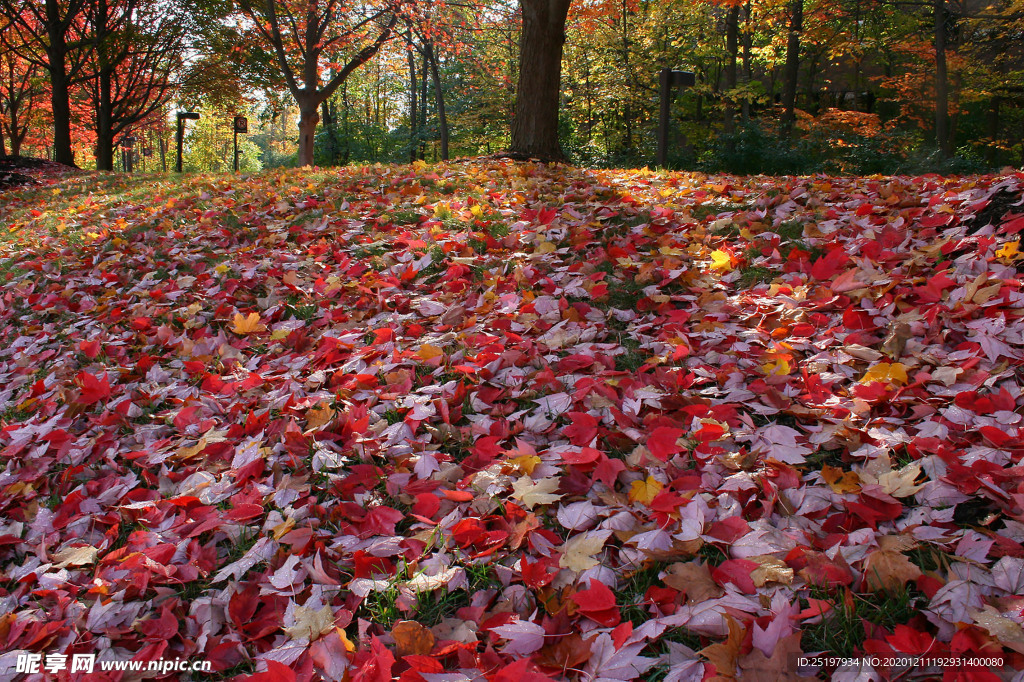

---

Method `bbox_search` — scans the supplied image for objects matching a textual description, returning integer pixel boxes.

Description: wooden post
[175,112,200,172]
[233,116,247,173]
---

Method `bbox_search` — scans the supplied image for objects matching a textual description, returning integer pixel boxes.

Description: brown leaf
[534,632,592,671]
[700,615,745,679]
[391,620,435,657]
[881,322,912,359]
[737,632,809,681]
[821,465,861,494]
[305,402,335,431]
[863,549,922,592]
[664,561,724,603]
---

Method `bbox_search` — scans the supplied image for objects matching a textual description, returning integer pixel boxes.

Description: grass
[738,265,774,288]
[802,586,921,658]
[616,564,664,626]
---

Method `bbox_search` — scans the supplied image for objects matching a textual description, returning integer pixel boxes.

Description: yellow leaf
[433,202,451,219]
[417,344,444,361]
[537,240,557,253]
[628,476,663,505]
[749,555,794,587]
[231,312,266,335]
[559,531,607,572]
[859,362,908,385]
[509,454,541,475]
[412,159,427,170]
[997,241,1021,262]
[215,263,231,274]
[710,249,733,271]
[470,205,484,217]
[761,358,791,376]
[272,516,296,540]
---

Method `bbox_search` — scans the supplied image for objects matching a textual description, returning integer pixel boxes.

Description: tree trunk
[96,71,115,170]
[45,0,77,167]
[408,49,417,163]
[509,0,572,161]
[297,99,320,167]
[934,0,951,158]
[426,43,449,160]
[724,4,739,137]
[0,124,8,158]
[742,1,752,121]
[420,51,428,160]
[986,96,1000,164]
[780,0,802,140]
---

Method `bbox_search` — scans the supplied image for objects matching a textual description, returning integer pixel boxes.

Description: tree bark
[426,43,448,160]
[742,1,752,121]
[509,0,572,161]
[724,3,739,137]
[297,99,320,167]
[934,0,951,157]
[780,0,802,140]
[408,48,418,163]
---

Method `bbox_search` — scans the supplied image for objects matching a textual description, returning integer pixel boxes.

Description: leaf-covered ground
[2,161,1024,681]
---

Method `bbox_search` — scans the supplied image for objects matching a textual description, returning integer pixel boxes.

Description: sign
[234,116,248,134]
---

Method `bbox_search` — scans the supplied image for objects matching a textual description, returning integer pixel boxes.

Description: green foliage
[180,106,263,173]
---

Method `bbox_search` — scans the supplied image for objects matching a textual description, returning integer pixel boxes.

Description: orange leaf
[231,312,266,334]
[391,620,435,657]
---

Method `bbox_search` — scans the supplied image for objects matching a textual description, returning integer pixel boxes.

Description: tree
[85,0,184,170]
[0,30,44,157]
[0,0,90,166]
[509,0,572,160]
[235,0,401,167]
[779,0,802,139]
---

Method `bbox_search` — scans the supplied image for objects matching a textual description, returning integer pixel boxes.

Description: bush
[699,122,818,175]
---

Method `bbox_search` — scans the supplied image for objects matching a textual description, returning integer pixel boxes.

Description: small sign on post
[233,116,248,172]
[175,112,200,173]
[657,69,696,169]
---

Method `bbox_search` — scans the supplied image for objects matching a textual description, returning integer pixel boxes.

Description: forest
[2,0,1024,176]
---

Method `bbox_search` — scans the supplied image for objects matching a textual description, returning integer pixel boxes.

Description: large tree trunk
[724,3,739,137]
[509,0,572,161]
[45,0,77,167]
[934,0,951,158]
[780,0,802,140]
[96,71,115,170]
[742,1,752,121]
[408,49,417,163]
[426,43,449,161]
[297,98,320,167]
[0,124,8,158]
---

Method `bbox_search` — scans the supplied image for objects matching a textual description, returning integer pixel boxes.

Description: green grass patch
[802,587,921,658]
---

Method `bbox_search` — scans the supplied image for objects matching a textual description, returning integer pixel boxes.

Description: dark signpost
[175,112,200,172]
[657,69,696,168]
[233,116,247,172]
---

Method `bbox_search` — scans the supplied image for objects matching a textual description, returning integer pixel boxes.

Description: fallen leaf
[664,562,725,603]
[231,312,267,334]
[391,620,435,657]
